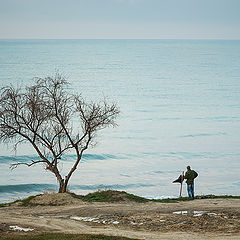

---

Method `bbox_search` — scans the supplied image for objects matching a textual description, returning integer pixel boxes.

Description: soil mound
[29,193,82,206]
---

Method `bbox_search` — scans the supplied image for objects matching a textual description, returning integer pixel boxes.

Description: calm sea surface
[0,39,240,203]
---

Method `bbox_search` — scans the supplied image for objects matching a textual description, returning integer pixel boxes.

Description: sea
[0,39,240,203]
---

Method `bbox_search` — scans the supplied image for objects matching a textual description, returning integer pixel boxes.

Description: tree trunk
[58,178,69,193]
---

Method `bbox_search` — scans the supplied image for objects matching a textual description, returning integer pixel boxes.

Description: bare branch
[10,160,46,170]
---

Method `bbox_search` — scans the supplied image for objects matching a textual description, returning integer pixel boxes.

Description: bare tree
[0,74,120,193]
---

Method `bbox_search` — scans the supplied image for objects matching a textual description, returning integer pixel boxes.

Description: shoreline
[1,187,240,205]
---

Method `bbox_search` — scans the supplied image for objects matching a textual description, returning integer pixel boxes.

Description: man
[184,166,198,199]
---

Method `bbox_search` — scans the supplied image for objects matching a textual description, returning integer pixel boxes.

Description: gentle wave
[62,153,120,161]
[0,184,56,193]
[160,151,239,160]
[0,183,154,194]
[179,132,227,138]
[0,153,121,164]
[71,183,155,190]
[0,155,42,164]
[1,152,238,167]
[82,154,120,160]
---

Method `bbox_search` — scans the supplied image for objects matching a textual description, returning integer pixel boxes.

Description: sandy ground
[0,194,240,240]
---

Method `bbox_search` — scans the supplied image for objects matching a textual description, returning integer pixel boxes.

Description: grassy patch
[2,190,240,207]
[11,195,41,207]
[124,192,148,203]
[73,191,240,203]
[196,195,240,199]
[70,190,148,203]
[153,195,240,203]
[152,196,191,203]
[1,233,138,240]
[0,203,9,208]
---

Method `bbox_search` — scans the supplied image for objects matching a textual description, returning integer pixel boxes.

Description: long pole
[179,171,184,197]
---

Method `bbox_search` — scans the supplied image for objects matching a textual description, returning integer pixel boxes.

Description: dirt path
[1,197,240,240]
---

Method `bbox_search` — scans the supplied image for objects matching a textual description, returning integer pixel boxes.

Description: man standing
[184,166,198,199]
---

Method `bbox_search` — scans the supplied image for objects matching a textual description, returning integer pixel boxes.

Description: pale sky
[0,0,240,39]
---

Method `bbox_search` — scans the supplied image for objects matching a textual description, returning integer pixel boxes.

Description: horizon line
[0,38,240,41]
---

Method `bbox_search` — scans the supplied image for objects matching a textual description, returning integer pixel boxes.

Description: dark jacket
[184,170,198,185]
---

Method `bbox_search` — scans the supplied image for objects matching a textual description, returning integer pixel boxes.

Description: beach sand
[0,194,240,240]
